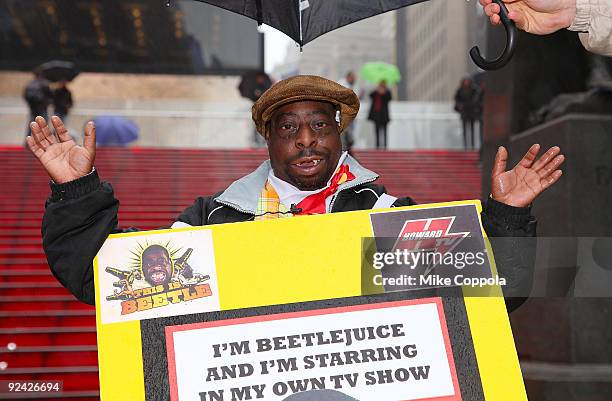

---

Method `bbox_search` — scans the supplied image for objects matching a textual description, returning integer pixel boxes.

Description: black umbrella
[194,0,516,70]
[197,0,427,46]
[238,70,272,102]
[36,60,79,82]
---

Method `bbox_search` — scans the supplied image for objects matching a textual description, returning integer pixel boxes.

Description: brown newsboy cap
[252,75,360,138]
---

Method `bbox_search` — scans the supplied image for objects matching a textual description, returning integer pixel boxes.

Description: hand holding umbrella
[26,116,96,184]
[480,0,577,35]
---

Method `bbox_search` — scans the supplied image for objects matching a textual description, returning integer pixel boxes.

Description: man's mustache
[290,149,328,163]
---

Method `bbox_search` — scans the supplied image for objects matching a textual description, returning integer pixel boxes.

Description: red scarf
[294,165,355,215]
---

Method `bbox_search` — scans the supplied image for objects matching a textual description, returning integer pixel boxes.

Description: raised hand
[26,116,96,184]
[491,144,564,207]
[480,0,577,35]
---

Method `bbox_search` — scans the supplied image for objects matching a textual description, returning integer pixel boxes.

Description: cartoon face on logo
[141,244,174,286]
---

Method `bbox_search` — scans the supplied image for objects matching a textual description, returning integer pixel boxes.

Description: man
[454,78,479,150]
[27,76,564,307]
[367,81,392,149]
[140,245,174,287]
[480,0,612,56]
[23,70,52,137]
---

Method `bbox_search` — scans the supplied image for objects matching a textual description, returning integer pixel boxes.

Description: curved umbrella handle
[470,0,517,70]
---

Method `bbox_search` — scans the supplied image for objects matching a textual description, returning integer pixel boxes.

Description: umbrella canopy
[238,70,272,101]
[196,0,427,46]
[195,0,516,70]
[93,116,139,147]
[36,60,79,82]
[360,62,401,85]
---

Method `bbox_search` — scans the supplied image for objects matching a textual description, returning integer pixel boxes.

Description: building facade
[398,0,486,101]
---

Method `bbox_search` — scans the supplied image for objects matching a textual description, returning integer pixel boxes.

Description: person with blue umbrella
[92,116,139,147]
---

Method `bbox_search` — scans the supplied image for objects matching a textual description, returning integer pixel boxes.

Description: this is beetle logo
[105,241,208,302]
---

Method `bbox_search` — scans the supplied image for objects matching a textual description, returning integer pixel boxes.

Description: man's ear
[265,122,271,142]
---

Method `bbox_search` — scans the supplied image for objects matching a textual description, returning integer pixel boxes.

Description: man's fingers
[83,121,96,156]
[30,120,48,151]
[532,146,561,171]
[491,14,502,25]
[34,116,57,147]
[484,3,500,17]
[491,146,508,178]
[51,116,72,143]
[540,170,563,191]
[538,154,565,178]
[518,144,540,168]
[25,135,45,159]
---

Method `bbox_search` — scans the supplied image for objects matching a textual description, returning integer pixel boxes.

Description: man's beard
[286,149,335,191]
[288,173,330,191]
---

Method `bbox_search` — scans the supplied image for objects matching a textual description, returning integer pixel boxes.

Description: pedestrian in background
[454,78,478,150]
[23,70,52,136]
[52,80,73,124]
[238,71,272,147]
[367,80,391,149]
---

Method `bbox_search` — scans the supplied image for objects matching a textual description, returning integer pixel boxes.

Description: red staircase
[0,147,481,400]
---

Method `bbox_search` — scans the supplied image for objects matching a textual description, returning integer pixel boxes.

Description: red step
[1,346,98,368]
[0,327,97,346]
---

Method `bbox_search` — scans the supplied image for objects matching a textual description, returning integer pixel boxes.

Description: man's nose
[295,124,317,148]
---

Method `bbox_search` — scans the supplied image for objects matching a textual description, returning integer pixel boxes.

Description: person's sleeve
[42,169,120,305]
[569,0,612,56]
[175,197,206,225]
[481,197,537,313]
[391,196,417,207]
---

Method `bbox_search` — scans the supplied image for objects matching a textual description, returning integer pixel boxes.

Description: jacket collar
[214,154,379,215]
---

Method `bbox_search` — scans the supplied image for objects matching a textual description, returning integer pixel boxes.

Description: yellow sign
[93,200,526,401]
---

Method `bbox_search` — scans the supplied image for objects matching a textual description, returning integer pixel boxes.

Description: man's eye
[282,124,295,130]
[315,121,328,128]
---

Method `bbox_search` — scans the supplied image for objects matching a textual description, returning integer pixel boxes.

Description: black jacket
[43,169,536,310]
[367,90,392,125]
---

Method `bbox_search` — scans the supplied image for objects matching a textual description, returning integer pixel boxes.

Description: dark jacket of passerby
[24,77,53,116]
[53,86,73,117]
[454,81,479,121]
[367,89,391,124]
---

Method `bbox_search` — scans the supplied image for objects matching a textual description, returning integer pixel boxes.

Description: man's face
[346,73,355,85]
[267,100,342,191]
[142,247,173,286]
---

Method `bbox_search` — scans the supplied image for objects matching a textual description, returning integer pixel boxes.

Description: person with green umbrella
[367,80,392,149]
[360,63,400,149]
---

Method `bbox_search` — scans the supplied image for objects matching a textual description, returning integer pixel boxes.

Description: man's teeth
[297,159,321,166]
